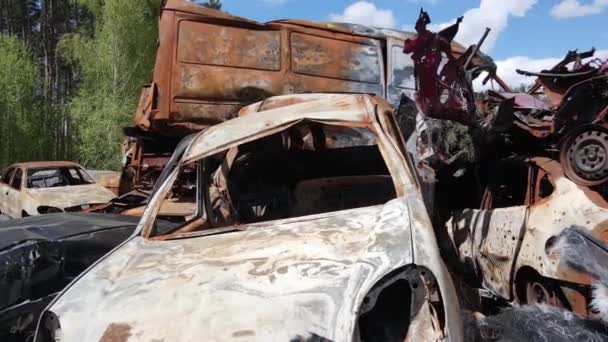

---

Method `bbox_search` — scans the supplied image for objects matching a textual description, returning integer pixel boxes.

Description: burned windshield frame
[146,122,401,240]
[0,168,15,184]
[11,169,23,190]
[149,161,204,237]
[201,158,218,227]
[26,167,94,188]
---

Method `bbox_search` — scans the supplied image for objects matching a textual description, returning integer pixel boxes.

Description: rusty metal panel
[447,207,527,300]
[138,0,400,134]
[172,63,278,102]
[177,21,281,71]
[290,33,381,84]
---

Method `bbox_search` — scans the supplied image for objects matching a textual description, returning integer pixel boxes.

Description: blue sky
[217,0,608,87]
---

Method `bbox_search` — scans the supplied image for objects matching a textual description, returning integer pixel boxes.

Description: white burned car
[446,156,608,317]
[0,161,115,218]
[35,94,462,342]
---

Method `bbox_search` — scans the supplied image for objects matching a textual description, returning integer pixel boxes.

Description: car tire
[560,124,608,186]
[516,270,565,308]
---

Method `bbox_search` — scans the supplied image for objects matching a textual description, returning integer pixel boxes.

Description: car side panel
[447,206,527,300]
[0,183,8,215]
[6,187,22,218]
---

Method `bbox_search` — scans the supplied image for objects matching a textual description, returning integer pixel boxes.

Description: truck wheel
[560,124,608,186]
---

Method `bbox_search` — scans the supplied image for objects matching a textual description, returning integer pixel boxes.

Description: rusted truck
[120,0,491,194]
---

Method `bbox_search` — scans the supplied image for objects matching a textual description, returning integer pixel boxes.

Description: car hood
[26,184,115,209]
[0,213,142,251]
[45,199,413,341]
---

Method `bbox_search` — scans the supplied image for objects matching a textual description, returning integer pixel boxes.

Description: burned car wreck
[34,94,462,342]
[401,8,608,339]
[0,162,116,219]
[481,48,608,187]
[446,157,608,314]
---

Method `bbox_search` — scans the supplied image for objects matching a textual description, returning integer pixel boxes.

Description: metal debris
[403,8,608,326]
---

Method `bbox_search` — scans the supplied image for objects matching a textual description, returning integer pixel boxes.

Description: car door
[448,159,531,300]
[6,168,24,217]
[0,167,16,215]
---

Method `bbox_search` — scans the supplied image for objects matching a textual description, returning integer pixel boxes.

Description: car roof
[10,161,82,169]
[182,93,391,164]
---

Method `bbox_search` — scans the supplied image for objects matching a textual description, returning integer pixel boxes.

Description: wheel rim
[527,282,549,304]
[561,126,608,186]
[526,281,563,307]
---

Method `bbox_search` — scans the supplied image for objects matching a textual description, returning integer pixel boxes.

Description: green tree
[0,34,40,168]
[0,1,90,167]
[201,0,222,10]
[59,0,162,169]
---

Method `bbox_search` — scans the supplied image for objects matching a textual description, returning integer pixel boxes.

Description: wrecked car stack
[120,0,495,197]
[486,48,608,187]
[1,0,608,341]
[403,8,608,339]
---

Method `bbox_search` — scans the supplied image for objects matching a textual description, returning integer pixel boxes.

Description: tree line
[0,0,220,171]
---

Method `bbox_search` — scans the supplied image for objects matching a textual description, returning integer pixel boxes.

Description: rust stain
[99,323,132,342]
[232,330,255,337]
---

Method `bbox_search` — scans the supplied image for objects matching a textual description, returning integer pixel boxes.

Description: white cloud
[338,1,537,52]
[550,0,608,19]
[474,49,608,90]
[329,1,397,29]
[422,0,537,52]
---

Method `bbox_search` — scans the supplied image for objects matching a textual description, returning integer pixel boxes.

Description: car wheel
[526,281,562,306]
[560,124,608,186]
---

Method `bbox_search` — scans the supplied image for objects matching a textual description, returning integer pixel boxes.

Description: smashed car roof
[183,94,392,164]
[8,161,82,169]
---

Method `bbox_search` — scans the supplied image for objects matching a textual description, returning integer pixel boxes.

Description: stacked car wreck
[119,0,490,196]
[403,8,608,339]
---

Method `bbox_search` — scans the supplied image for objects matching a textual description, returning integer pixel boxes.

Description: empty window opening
[484,160,529,209]
[150,123,397,239]
[27,167,94,189]
[11,169,22,190]
[538,173,555,199]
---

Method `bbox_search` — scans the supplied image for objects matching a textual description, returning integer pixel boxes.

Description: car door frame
[5,167,25,217]
[449,159,534,301]
[0,167,16,215]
